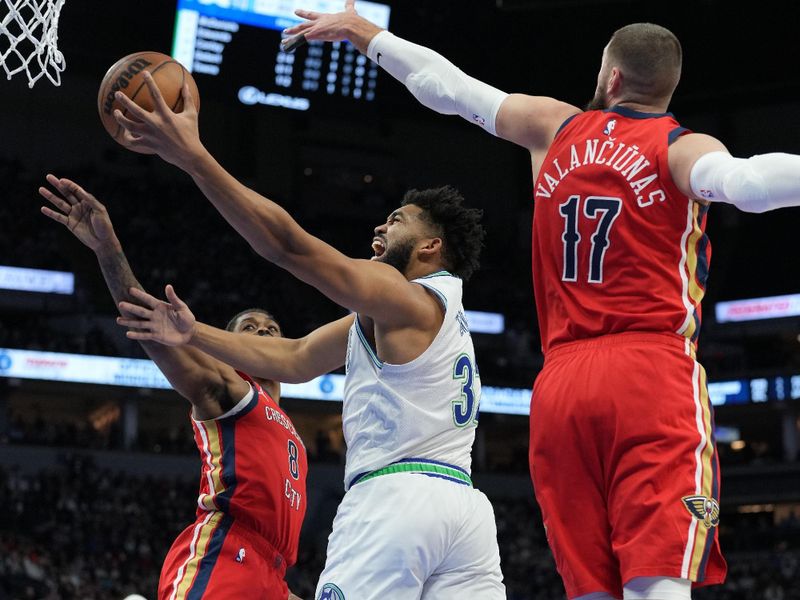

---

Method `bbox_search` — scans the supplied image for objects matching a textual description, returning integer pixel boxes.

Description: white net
[0,0,65,87]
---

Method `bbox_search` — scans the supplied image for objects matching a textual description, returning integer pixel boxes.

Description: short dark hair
[607,23,682,100]
[225,308,281,333]
[401,185,485,281]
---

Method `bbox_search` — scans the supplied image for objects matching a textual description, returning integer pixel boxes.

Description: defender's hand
[39,174,119,253]
[117,285,196,346]
[281,0,360,49]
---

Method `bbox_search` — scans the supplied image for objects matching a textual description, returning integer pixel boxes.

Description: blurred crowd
[2,454,799,600]
[0,455,191,600]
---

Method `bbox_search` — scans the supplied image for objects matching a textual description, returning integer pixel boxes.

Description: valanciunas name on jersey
[535,138,666,208]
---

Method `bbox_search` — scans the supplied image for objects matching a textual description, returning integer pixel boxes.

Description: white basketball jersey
[342,271,481,489]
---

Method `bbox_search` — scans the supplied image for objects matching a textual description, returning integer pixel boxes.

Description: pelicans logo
[235,548,246,563]
[682,495,720,528]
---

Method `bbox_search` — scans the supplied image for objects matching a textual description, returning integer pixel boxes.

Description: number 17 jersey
[532,106,712,354]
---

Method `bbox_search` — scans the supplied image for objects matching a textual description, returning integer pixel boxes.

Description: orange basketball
[97,51,200,149]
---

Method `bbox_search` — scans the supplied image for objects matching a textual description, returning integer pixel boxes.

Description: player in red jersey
[39,176,306,600]
[283,4,800,599]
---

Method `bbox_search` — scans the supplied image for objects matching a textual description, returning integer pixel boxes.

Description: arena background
[1,1,799,598]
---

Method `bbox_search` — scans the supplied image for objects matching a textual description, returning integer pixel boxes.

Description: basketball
[97,51,200,148]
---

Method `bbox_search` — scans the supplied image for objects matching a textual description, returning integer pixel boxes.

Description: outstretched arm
[117,285,351,383]
[111,73,440,328]
[39,176,249,418]
[669,134,800,213]
[281,1,580,152]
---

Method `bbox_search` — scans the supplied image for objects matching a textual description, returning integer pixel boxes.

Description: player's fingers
[126,330,156,341]
[281,33,308,53]
[164,284,188,310]
[113,109,149,134]
[40,205,68,225]
[117,305,138,318]
[58,178,98,207]
[345,0,356,13]
[38,186,71,213]
[45,173,62,190]
[141,70,171,114]
[283,20,314,35]
[116,316,150,330]
[117,301,152,320]
[44,173,78,205]
[294,9,320,20]
[179,83,198,114]
[128,286,163,309]
[114,92,152,122]
[37,184,54,201]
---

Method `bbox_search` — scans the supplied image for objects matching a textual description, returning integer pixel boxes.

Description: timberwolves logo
[318,583,345,600]
[603,118,617,140]
[682,495,720,528]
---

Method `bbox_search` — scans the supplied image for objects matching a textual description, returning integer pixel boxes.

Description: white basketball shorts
[315,461,505,600]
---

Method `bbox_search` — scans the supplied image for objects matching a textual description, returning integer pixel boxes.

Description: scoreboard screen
[171,0,391,112]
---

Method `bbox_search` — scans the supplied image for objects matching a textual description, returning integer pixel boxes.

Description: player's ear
[608,67,623,96]
[418,236,443,257]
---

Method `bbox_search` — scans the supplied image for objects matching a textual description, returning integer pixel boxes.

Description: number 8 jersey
[342,271,480,490]
[532,106,711,354]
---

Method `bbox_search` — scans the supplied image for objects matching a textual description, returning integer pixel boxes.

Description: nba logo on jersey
[603,118,617,137]
[318,583,346,600]
[235,548,246,563]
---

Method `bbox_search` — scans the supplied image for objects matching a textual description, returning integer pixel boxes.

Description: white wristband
[367,31,508,136]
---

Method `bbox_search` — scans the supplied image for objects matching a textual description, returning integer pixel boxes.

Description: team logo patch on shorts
[318,583,345,600]
[682,495,720,528]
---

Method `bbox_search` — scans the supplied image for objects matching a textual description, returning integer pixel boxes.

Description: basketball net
[0,0,65,87]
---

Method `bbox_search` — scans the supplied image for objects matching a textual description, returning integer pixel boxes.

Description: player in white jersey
[329,271,499,599]
[343,271,479,486]
[107,75,504,600]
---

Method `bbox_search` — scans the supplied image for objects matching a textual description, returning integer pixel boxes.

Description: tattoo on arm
[97,248,144,308]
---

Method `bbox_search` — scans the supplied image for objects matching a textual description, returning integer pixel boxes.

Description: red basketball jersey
[532,107,711,354]
[191,373,307,567]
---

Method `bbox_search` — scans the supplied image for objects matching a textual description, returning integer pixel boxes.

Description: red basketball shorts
[158,512,289,600]
[529,332,726,598]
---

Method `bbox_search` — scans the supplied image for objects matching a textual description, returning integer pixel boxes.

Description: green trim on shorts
[354,461,473,487]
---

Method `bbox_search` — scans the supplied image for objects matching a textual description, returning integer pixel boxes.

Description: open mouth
[371,237,386,259]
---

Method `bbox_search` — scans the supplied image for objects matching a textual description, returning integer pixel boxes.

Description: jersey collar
[604,105,674,119]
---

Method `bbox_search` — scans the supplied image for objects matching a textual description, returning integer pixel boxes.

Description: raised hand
[117,285,197,347]
[112,71,205,170]
[39,174,119,253]
[281,0,362,49]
